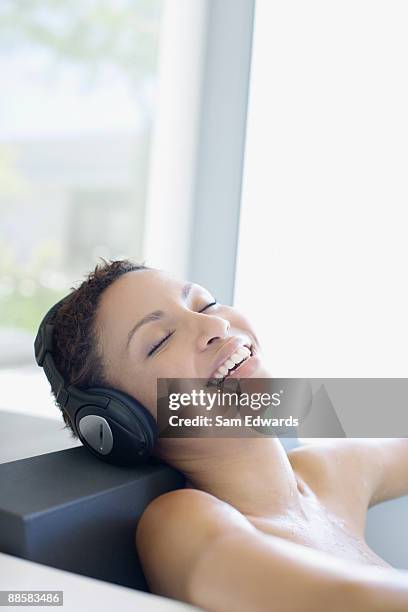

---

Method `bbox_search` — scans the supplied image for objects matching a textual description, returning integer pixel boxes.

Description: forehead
[97,268,183,323]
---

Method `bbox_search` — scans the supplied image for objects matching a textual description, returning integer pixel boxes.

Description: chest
[247,502,392,570]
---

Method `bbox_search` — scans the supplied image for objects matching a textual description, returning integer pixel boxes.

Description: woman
[50,259,408,611]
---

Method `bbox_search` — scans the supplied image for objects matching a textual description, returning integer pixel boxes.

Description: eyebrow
[126,282,194,350]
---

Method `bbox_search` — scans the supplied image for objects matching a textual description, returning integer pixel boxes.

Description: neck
[158,437,305,518]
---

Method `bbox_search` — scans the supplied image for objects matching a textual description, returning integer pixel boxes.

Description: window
[0,0,163,367]
[235,0,408,377]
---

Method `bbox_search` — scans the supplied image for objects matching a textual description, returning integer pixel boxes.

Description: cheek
[158,359,195,378]
[141,354,177,380]
[154,346,199,380]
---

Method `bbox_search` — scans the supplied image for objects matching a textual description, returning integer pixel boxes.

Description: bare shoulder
[135,487,254,603]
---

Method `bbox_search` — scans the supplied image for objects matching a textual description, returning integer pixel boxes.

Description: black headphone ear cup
[75,387,157,466]
[99,387,157,437]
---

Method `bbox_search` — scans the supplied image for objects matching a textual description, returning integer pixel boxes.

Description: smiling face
[95,268,269,419]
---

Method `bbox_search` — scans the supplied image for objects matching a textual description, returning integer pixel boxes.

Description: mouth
[207,343,254,385]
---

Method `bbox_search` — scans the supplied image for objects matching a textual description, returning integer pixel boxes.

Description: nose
[196,314,231,351]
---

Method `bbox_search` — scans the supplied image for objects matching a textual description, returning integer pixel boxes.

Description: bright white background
[235,0,408,377]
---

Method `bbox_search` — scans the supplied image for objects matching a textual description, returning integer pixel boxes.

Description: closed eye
[200,300,217,312]
[147,300,218,356]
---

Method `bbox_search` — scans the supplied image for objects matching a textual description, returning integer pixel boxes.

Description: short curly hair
[49,258,149,437]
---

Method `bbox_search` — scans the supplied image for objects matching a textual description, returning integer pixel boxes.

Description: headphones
[34,295,157,466]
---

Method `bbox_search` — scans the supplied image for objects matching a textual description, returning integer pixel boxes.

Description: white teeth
[235,346,250,360]
[210,344,252,380]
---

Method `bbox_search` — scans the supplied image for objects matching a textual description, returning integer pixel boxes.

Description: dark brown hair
[49,258,149,437]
